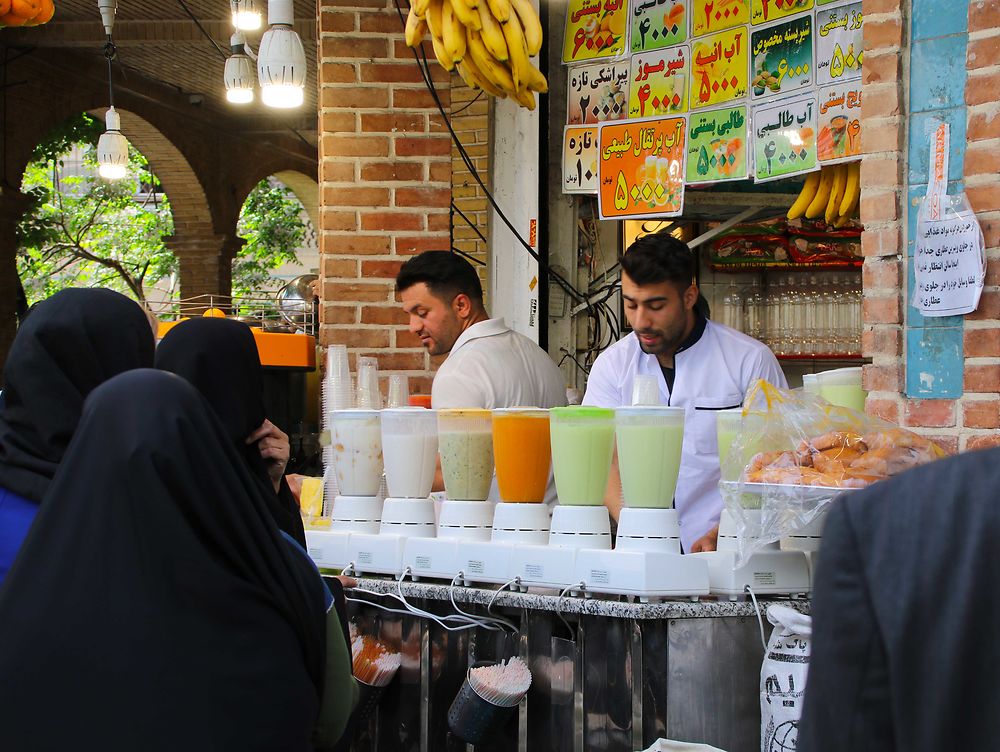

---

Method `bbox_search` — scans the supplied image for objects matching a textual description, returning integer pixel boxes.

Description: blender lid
[614,405,687,416]
[439,408,492,418]
[550,406,615,420]
[329,408,381,419]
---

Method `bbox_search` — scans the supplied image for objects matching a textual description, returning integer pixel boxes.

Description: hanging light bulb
[225,32,255,104]
[97,107,129,180]
[257,0,305,109]
[231,0,261,31]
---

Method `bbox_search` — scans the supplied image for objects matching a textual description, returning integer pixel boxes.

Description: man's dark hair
[395,251,484,304]
[621,230,697,290]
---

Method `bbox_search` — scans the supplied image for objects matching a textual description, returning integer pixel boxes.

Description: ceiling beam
[2,19,316,47]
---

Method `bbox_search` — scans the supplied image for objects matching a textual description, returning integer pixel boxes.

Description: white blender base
[346,533,408,577]
[403,537,461,581]
[509,544,579,591]
[331,495,383,533]
[548,505,612,550]
[490,502,550,546]
[305,529,352,571]
[437,499,494,542]
[573,549,710,601]
[378,498,437,538]
[692,549,811,598]
[455,540,515,586]
[615,508,682,553]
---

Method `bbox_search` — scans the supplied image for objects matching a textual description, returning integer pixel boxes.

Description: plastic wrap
[720,381,949,563]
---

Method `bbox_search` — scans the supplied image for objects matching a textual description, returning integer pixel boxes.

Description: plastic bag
[720,381,948,562]
[760,605,811,752]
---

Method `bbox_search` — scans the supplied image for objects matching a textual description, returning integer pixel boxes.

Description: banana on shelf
[787,161,861,227]
[404,0,547,110]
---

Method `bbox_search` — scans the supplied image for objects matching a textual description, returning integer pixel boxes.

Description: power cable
[175,0,229,61]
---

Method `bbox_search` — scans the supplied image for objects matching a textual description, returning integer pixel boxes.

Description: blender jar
[615,406,685,508]
[438,409,494,502]
[492,408,551,503]
[329,409,383,497]
[381,407,439,499]
[549,406,616,506]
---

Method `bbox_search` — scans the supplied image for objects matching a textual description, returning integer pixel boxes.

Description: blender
[305,408,384,570]
[817,366,866,411]
[348,407,438,576]
[572,406,710,601]
[405,409,496,580]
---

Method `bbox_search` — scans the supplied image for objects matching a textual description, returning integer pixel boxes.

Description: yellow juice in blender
[550,406,616,506]
[615,406,685,508]
[492,408,550,502]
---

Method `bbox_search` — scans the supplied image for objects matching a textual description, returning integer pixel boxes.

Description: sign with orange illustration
[627,46,689,119]
[750,0,812,26]
[563,0,629,63]
[597,116,686,219]
[689,27,749,110]
[563,126,600,193]
[629,0,686,53]
[686,105,748,183]
[691,0,750,38]
[817,83,862,163]
[752,95,817,182]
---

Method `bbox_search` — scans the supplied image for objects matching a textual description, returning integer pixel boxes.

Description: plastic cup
[330,409,383,496]
[817,366,866,411]
[615,406,685,508]
[381,407,438,498]
[386,374,410,408]
[356,356,382,410]
[492,408,550,503]
[550,406,616,506]
[630,374,662,406]
[438,409,494,502]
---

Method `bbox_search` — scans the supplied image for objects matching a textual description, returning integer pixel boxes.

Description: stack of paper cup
[322,345,353,513]
[356,356,383,410]
[631,374,662,406]
[386,374,410,409]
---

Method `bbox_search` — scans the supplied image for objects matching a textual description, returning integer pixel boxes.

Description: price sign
[627,45,689,119]
[563,126,600,193]
[598,116,687,219]
[689,27,749,110]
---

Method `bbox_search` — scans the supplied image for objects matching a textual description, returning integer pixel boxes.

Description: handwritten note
[752,95,818,181]
[815,2,863,86]
[751,0,813,26]
[914,214,985,316]
[629,0,686,53]
[563,126,600,193]
[568,62,631,124]
[689,27,749,109]
[817,83,862,162]
[563,0,630,63]
[750,14,813,101]
[628,46,689,119]
[597,115,686,219]
[686,105,749,182]
[691,0,750,38]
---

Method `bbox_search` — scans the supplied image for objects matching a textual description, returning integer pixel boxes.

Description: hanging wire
[175,0,229,60]
[103,38,117,108]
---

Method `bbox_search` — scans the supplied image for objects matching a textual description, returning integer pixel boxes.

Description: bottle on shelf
[721,282,744,333]
[745,278,764,342]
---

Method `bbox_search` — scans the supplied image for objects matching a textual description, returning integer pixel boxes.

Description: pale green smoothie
[439,430,494,501]
[550,407,616,506]
[820,384,867,412]
[616,423,684,508]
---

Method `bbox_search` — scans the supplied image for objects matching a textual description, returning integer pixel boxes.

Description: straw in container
[447,657,532,745]
[350,631,401,724]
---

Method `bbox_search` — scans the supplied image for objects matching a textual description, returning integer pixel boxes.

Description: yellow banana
[412,0,432,18]
[839,161,861,218]
[425,0,444,40]
[458,58,506,98]
[441,0,467,62]
[523,60,547,92]
[510,0,542,56]
[834,214,852,229]
[467,28,516,92]
[476,2,509,61]
[513,86,536,110]
[404,10,427,46]
[500,9,529,90]
[446,0,480,32]
[825,163,848,225]
[431,32,455,70]
[484,0,510,23]
[786,170,820,220]
[805,165,834,219]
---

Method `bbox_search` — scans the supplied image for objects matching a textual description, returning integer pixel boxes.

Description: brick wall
[318,0,454,396]
[861,0,1000,452]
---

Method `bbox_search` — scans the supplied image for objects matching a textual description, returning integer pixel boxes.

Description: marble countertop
[339,576,810,620]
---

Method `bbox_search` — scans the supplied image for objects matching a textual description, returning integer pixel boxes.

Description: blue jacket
[0,486,38,586]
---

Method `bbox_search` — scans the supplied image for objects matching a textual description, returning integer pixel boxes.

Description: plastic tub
[817,366,866,411]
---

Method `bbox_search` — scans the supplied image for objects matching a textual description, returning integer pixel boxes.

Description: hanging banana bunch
[787,161,861,227]
[405,0,547,110]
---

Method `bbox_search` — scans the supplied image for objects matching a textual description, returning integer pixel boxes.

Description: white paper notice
[914,213,985,316]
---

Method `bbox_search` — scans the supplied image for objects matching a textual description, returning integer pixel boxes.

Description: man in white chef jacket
[583,231,786,553]
[396,251,566,499]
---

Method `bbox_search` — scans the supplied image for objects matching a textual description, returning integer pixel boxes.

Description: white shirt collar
[449,318,508,355]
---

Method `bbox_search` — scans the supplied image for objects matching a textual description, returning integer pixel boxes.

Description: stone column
[166,230,230,312]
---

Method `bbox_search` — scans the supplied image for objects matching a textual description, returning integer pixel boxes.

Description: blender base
[509,544,580,592]
[490,502,550,546]
[548,506,612,550]
[403,537,462,581]
[691,549,811,598]
[573,548,710,601]
[437,500,494,542]
[345,533,408,577]
[304,529,352,571]
[454,540,516,586]
[615,508,682,553]
[379,498,437,537]
[331,495,383,533]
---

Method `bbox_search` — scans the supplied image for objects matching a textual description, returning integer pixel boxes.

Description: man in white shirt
[583,231,786,553]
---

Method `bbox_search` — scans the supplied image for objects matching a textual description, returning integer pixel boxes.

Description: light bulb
[97,107,129,181]
[261,83,304,108]
[231,0,261,30]
[257,0,305,110]
[224,43,255,105]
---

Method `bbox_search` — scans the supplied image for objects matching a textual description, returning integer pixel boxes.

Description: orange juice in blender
[492,408,550,503]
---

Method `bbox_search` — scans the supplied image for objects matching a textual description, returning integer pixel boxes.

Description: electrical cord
[175,0,229,61]
[555,582,584,638]
[745,585,769,651]
[449,574,519,632]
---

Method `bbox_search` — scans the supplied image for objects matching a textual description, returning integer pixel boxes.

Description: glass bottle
[722,282,744,332]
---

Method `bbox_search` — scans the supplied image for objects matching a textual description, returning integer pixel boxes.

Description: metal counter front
[337,577,809,752]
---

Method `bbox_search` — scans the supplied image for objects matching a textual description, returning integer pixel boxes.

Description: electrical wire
[555,582,584,638]
[449,574,519,633]
[451,200,488,244]
[451,89,485,115]
[450,245,487,267]
[745,585,769,651]
[175,0,229,61]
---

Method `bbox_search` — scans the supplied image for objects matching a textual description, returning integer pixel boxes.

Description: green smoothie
[820,384,867,412]
[616,423,684,508]
[550,407,616,506]
[439,430,494,501]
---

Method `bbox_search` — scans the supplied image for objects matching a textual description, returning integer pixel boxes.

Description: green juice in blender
[615,407,685,508]
[550,406,616,506]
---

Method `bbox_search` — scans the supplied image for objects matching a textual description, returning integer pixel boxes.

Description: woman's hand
[246,419,290,492]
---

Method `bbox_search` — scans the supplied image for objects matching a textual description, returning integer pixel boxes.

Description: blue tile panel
[911,0,968,41]
[905,327,964,398]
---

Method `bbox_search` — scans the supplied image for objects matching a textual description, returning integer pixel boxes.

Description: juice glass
[381,407,438,498]
[492,408,550,503]
[437,409,494,502]
[615,406,684,508]
[549,406,616,506]
[330,409,383,497]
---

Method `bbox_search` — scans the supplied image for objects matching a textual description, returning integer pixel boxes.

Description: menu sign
[568,62,631,124]
[691,0,750,38]
[750,14,814,101]
[686,105,749,182]
[563,0,630,63]
[914,213,986,316]
[817,83,861,163]
[815,2,863,85]
[598,116,686,219]
[628,46,689,118]
[563,126,601,193]
[751,0,813,26]
[629,0,686,53]
[689,27,749,109]
[752,96,818,181]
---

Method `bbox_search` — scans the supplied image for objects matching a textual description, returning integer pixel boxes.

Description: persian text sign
[815,2,863,85]
[567,62,631,124]
[598,116,686,219]
[563,0,630,63]
[689,27,749,109]
[628,46,690,119]
[686,105,749,182]
[691,0,750,38]
[750,14,814,101]
[563,126,601,193]
[751,0,813,26]
[629,0,686,53]
[817,83,861,162]
[752,95,818,181]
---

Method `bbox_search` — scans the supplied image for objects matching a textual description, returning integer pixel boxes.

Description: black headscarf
[0,287,155,502]
[155,317,306,546]
[0,370,327,750]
